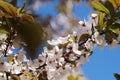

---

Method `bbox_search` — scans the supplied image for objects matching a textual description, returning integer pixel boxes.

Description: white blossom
[15,48,27,63]
[92,32,103,45]
[12,36,26,48]
[110,40,117,49]
[47,36,68,45]
[0,57,5,71]
[0,33,7,41]
[85,39,94,51]
[73,43,82,55]
[79,20,92,35]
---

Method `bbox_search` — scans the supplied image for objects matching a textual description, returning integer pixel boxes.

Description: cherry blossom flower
[47,36,69,45]
[92,32,103,45]
[110,40,117,49]
[84,39,94,51]
[12,36,26,48]
[0,33,7,41]
[0,57,5,71]
[90,13,98,27]
[15,48,27,63]
[79,20,92,35]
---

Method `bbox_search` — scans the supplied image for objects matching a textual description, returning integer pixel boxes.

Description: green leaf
[105,30,118,44]
[110,23,120,34]
[98,12,107,29]
[67,75,75,80]
[91,1,110,14]
[10,74,20,80]
[7,54,14,62]
[104,1,115,15]
[20,0,26,13]
[105,31,113,44]
[0,28,9,34]
[33,76,38,80]
[114,73,120,80]
[75,74,82,80]
[15,21,44,58]
[17,0,26,17]
[70,35,75,41]
[57,4,66,13]
[79,34,89,42]
[0,0,17,16]
[21,13,34,23]
[22,71,32,77]
[109,0,120,8]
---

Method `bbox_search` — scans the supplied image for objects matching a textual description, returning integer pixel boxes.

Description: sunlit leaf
[0,10,3,18]
[70,35,75,41]
[57,4,66,13]
[7,54,14,62]
[75,74,82,80]
[11,74,20,80]
[109,0,117,8]
[0,0,17,16]
[20,0,26,13]
[22,71,32,77]
[33,76,38,80]
[21,14,34,23]
[0,28,9,34]
[67,75,75,80]
[17,0,26,17]
[91,1,110,14]
[98,12,107,29]
[109,0,120,8]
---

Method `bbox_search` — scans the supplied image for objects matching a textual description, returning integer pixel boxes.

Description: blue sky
[17,0,120,80]
[82,45,120,80]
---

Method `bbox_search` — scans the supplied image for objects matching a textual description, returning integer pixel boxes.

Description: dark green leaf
[0,0,17,16]
[109,0,120,8]
[105,31,113,44]
[16,21,44,59]
[104,1,115,15]
[113,12,120,20]
[91,24,94,34]
[110,23,120,34]
[79,34,89,42]
[114,73,120,80]
[105,30,118,43]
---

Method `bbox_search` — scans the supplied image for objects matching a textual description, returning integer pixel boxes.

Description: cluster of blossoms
[0,12,120,80]
[0,31,87,80]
